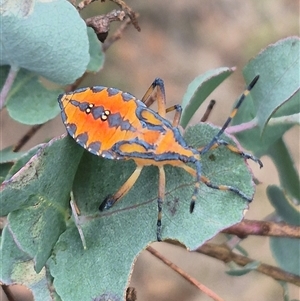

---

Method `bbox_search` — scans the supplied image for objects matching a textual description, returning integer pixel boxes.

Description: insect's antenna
[200,99,216,122]
[201,75,259,154]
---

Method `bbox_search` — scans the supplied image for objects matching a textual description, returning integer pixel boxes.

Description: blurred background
[1,0,299,300]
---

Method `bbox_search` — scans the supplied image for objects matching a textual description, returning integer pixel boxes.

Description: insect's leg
[201,99,216,122]
[179,162,201,214]
[200,174,252,202]
[141,78,167,117]
[164,98,215,127]
[201,76,259,155]
[166,105,182,127]
[199,139,263,167]
[200,76,262,167]
[99,165,143,211]
[180,163,252,213]
[157,166,166,241]
[141,78,182,125]
[141,84,156,107]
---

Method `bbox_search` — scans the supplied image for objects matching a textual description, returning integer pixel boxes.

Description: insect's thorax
[58,86,198,166]
[124,113,199,167]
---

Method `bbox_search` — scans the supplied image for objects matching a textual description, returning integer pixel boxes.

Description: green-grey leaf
[1,226,32,281]
[1,66,63,124]
[0,0,89,85]
[267,139,300,202]
[243,36,300,133]
[0,146,26,183]
[86,27,105,72]
[48,123,256,300]
[1,121,257,299]
[278,281,289,301]
[4,144,41,180]
[0,146,25,163]
[180,67,235,128]
[226,261,260,276]
[8,204,67,273]
[232,84,299,157]
[0,226,52,301]
[270,237,300,276]
[0,135,84,271]
[267,185,300,226]
[0,163,13,183]
[268,187,300,277]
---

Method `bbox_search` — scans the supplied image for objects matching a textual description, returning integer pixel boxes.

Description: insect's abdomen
[59,87,147,158]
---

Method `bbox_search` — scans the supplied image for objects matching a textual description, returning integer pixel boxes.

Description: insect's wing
[58,87,142,158]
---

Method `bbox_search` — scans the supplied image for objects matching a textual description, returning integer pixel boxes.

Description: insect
[58,76,262,241]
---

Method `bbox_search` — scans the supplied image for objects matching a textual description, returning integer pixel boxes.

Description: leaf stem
[227,113,299,135]
[147,245,225,301]
[70,197,87,250]
[222,219,300,238]
[0,66,19,110]
[226,118,258,134]
[197,243,300,286]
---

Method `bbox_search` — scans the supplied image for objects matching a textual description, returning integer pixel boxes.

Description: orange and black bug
[58,76,262,241]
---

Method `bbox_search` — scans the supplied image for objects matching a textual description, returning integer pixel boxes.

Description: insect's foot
[255,158,263,169]
[228,186,253,202]
[99,195,115,211]
[156,221,162,242]
[242,152,263,168]
[190,200,195,213]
